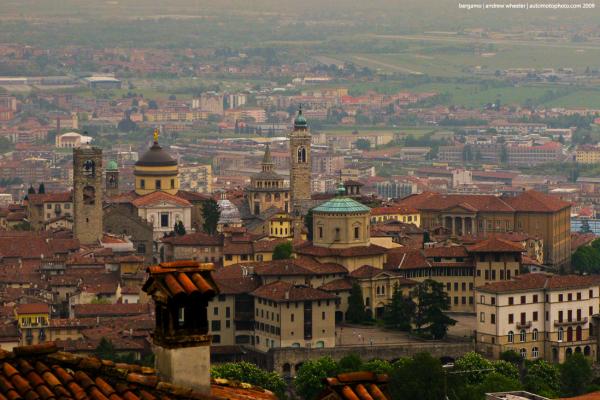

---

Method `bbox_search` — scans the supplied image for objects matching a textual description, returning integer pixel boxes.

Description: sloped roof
[143,261,217,299]
[398,192,514,213]
[319,278,354,292]
[503,190,571,212]
[161,232,223,246]
[477,273,600,294]
[466,237,525,253]
[131,191,191,208]
[251,281,336,303]
[0,343,277,400]
[296,243,387,258]
[320,371,391,400]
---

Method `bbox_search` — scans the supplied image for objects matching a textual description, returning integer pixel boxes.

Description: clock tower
[289,106,312,213]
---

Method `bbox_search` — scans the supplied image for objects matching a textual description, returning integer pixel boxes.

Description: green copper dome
[313,197,370,214]
[294,106,308,130]
[106,160,118,171]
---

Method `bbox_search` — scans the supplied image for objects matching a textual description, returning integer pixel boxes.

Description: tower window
[318,226,323,239]
[297,147,307,163]
[156,180,161,190]
[171,179,175,188]
[140,179,145,189]
[354,226,360,239]
[334,228,340,241]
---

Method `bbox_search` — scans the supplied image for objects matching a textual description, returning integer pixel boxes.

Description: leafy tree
[412,279,456,339]
[500,349,522,365]
[38,183,45,194]
[383,288,415,331]
[95,337,117,360]
[454,352,493,385]
[210,361,286,399]
[389,352,445,400]
[362,359,393,375]
[174,221,186,236]
[560,352,593,397]
[354,138,371,150]
[304,209,313,241]
[492,360,519,381]
[338,353,363,373]
[346,283,367,323]
[294,356,339,400]
[27,185,36,195]
[272,241,293,260]
[117,116,137,132]
[201,199,220,235]
[523,360,560,398]
[475,372,522,398]
[147,100,158,109]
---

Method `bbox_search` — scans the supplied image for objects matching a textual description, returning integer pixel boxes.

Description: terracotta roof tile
[0,343,277,400]
[131,192,191,208]
[161,232,223,246]
[251,281,337,303]
[466,237,525,253]
[143,261,217,299]
[503,190,571,212]
[321,372,390,400]
[477,273,600,293]
[296,243,387,258]
[319,278,354,292]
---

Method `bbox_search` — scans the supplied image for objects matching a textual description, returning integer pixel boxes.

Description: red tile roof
[398,192,514,213]
[320,371,390,400]
[0,343,277,400]
[251,281,337,303]
[143,261,217,299]
[296,243,387,258]
[423,246,469,258]
[72,303,152,318]
[371,206,418,216]
[15,303,50,315]
[319,278,354,292]
[477,273,600,293]
[27,192,72,205]
[466,237,525,253]
[131,191,191,208]
[503,190,571,212]
[161,232,223,246]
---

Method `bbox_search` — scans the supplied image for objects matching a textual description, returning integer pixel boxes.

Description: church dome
[135,143,177,167]
[218,199,242,224]
[294,107,308,131]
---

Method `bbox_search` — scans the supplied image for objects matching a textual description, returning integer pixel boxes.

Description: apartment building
[476,273,599,363]
[252,281,336,351]
[26,192,73,231]
[576,145,600,165]
[398,190,571,268]
[388,237,524,313]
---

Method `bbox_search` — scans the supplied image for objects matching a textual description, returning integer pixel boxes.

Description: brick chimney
[142,261,218,394]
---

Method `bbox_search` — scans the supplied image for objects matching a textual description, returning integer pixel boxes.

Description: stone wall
[235,341,475,375]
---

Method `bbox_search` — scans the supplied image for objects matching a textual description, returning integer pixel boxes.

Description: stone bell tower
[289,106,312,212]
[142,261,218,395]
[73,147,103,244]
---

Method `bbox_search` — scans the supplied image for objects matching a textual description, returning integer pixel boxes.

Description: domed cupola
[134,129,180,196]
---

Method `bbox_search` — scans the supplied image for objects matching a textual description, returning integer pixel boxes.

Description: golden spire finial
[153,128,159,144]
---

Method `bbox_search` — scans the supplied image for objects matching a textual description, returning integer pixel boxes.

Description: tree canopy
[201,199,220,235]
[272,241,293,260]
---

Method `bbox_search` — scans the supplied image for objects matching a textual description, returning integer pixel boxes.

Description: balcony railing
[554,317,588,327]
[516,321,532,329]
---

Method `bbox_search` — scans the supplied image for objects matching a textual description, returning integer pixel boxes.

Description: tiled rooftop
[320,371,390,400]
[0,343,277,400]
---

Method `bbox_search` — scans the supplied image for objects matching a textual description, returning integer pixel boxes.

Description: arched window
[532,328,538,341]
[558,327,564,341]
[520,329,526,343]
[507,331,514,343]
[576,325,582,341]
[520,348,527,358]
[532,347,539,358]
[297,147,307,163]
